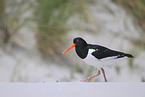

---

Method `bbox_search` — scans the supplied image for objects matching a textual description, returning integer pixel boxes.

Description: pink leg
[81,70,100,82]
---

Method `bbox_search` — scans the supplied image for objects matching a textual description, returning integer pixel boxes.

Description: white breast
[82,49,103,69]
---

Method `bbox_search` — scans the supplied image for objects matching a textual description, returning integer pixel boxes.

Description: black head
[73,37,87,47]
[63,37,88,59]
[73,37,88,59]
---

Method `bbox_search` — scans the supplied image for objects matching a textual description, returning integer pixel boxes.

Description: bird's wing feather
[87,44,125,60]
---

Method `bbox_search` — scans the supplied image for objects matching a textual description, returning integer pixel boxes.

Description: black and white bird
[62,37,134,82]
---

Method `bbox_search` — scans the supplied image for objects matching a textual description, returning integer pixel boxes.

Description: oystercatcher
[62,37,134,82]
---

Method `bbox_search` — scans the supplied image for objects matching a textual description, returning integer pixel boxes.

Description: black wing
[87,44,133,60]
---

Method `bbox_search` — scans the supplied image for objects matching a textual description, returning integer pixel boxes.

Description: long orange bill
[62,43,76,54]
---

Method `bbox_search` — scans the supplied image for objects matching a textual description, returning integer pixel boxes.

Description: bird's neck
[75,45,88,59]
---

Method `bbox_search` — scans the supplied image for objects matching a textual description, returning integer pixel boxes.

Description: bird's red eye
[77,40,79,42]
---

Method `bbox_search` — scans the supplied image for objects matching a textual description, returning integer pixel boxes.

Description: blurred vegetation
[114,0,145,57]
[35,0,72,59]
[34,0,95,62]
[0,0,4,20]
[2,0,144,61]
[0,0,33,46]
[114,0,145,30]
[0,0,8,45]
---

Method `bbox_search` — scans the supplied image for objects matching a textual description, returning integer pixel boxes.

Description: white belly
[82,49,103,69]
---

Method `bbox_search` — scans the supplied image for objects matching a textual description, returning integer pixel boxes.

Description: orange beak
[62,43,76,54]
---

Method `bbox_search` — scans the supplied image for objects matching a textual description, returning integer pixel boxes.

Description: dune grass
[114,0,145,30]
[34,0,94,60]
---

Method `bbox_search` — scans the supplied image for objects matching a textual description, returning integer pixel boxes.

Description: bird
[62,37,134,82]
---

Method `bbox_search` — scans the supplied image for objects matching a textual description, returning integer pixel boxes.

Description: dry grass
[34,0,95,62]
[114,0,145,30]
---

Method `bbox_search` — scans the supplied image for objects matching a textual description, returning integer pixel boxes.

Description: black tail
[125,54,134,58]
